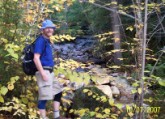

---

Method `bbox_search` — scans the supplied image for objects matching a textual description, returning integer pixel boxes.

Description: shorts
[35,70,63,100]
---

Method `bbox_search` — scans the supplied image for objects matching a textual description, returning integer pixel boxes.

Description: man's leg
[38,100,47,118]
[53,92,62,119]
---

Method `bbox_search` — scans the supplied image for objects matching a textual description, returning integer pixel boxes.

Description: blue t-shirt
[34,35,54,67]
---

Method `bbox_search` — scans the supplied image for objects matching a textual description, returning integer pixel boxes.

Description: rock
[114,77,133,92]
[62,45,69,51]
[70,82,84,90]
[73,50,84,56]
[96,85,113,98]
[96,76,110,85]
[119,89,134,103]
[58,74,66,78]
[73,55,89,63]
[86,65,95,69]
[68,52,74,58]
[82,47,93,52]
[53,44,62,50]
[90,65,109,75]
[110,81,116,86]
[66,43,75,49]
[58,79,70,86]
[113,77,134,102]
[53,37,99,63]
[110,73,119,77]
[61,55,68,59]
[111,86,120,96]
[62,50,68,55]
[75,67,85,72]
[75,46,82,51]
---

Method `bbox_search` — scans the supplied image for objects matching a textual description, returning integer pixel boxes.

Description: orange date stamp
[126,104,160,114]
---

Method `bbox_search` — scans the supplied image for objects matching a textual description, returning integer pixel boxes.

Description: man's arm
[33,53,48,81]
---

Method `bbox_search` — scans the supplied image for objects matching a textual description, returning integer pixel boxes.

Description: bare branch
[82,1,140,21]
[150,47,165,76]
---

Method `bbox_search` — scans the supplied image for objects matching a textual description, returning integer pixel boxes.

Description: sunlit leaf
[128,112,134,117]
[0,95,4,103]
[95,107,100,112]
[109,98,115,106]
[131,89,137,94]
[138,88,142,94]
[87,91,93,96]
[103,108,110,114]
[8,83,14,90]
[21,97,28,104]
[83,89,89,93]
[0,86,8,95]
[158,79,165,86]
[115,103,123,110]
[90,111,95,117]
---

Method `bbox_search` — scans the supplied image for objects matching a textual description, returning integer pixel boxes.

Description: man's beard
[43,32,52,38]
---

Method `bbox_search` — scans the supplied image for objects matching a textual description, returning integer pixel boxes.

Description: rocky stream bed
[53,36,136,118]
[54,37,135,99]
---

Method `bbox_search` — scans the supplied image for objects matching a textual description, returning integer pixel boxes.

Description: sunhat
[40,19,56,30]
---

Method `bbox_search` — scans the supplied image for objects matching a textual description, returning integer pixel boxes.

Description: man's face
[42,27,54,38]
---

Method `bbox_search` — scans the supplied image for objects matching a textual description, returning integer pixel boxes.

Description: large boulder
[95,76,115,85]
[113,77,134,102]
[111,86,120,97]
[96,85,113,98]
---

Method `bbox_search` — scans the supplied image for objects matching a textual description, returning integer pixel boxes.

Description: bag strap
[33,35,47,56]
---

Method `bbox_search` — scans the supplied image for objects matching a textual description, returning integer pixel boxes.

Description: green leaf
[128,112,134,117]
[115,103,123,110]
[90,111,95,117]
[0,95,4,103]
[11,53,18,59]
[21,97,28,104]
[111,114,117,119]
[158,79,165,86]
[88,91,93,96]
[78,109,86,116]
[126,26,134,31]
[95,107,100,112]
[83,89,89,93]
[96,113,103,118]
[100,96,107,102]
[132,82,139,87]
[0,86,8,95]
[103,108,110,114]
[109,99,115,106]
[131,89,137,94]
[138,88,142,94]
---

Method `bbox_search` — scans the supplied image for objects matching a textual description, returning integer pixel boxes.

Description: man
[33,19,62,119]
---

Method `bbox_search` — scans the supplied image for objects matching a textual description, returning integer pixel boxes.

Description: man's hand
[34,53,48,81]
[41,71,48,81]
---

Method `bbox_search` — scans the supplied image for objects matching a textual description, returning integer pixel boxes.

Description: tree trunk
[134,0,148,118]
[133,0,143,118]
[111,0,123,65]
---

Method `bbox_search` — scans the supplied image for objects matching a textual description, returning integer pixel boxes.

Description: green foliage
[146,61,165,78]
[68,87,129,118]
[52,0,111,36]
[72,87,108,110]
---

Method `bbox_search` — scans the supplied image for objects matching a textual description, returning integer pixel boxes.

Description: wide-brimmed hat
[40,20,56,30]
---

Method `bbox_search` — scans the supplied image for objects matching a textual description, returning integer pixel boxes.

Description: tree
[110,0,123,65]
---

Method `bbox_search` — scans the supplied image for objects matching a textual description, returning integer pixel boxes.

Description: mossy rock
[71,86,109,111]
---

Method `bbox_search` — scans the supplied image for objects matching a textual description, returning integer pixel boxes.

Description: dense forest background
[0,0,165,119]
